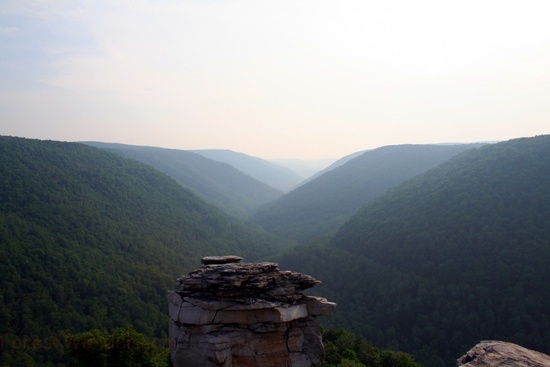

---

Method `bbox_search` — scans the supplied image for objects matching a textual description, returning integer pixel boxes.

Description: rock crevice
[168,256,335,367]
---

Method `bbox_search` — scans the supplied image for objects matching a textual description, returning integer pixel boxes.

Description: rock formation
[168,256,336,367]
[458,341,550,367]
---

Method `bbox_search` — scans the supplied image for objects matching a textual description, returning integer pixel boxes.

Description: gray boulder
[458,340,550,367]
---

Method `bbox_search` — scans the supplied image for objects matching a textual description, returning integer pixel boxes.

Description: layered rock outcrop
[458,341,550,367]
[168,256,336,367]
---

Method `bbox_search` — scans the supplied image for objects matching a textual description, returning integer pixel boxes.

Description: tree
[66,325,169,367]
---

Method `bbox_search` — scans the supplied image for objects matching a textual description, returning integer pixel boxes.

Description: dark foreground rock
[458,341,550,367]
[168,256,335,367]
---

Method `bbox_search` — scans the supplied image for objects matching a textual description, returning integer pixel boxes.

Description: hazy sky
[1,0,549,159]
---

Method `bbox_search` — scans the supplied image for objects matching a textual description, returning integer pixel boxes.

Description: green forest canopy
[4,134,550,366]
[280,135,550,367]
[0,136,288,359]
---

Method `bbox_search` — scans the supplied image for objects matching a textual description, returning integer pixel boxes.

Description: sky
[1,0,549,159]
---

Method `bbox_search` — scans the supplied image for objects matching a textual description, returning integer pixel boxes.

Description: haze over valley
[2,1,549,159]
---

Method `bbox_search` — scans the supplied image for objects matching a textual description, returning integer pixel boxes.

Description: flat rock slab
[201,255,243,265]
[301,296,337,316]
[184,297,283,310]
[213,304,309,325]
[175,302,308,325]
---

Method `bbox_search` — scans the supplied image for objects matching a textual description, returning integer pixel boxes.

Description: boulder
[458,341,550,367]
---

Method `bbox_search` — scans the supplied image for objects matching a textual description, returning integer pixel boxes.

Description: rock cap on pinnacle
[176,258,322,302]
[201,255,243,265]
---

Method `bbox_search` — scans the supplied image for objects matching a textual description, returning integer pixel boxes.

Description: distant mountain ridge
[191,149,304,192]
[268,158,337,179]
[251,143,484,242]
[85,142,283,218]
[299,150,368,184]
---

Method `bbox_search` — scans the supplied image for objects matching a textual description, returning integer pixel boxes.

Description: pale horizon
[1,1,549,160]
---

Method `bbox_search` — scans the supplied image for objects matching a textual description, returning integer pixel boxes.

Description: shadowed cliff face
[458,341,550,367]
[168,256,335,367]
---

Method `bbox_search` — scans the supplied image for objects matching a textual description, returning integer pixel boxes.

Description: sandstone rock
[211,304,308,325]
[178,302,217,325]
[184,296,283,310]
[458,341,550,367]
[301,296,337,316]
[167,290,182,322]
[169,257,335,367]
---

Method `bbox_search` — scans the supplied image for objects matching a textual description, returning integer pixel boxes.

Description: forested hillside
[5,134,548,366]
[252,144,483,242]
[85,142,283,218]
[0,136,288,364]
[278,135,550,367]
